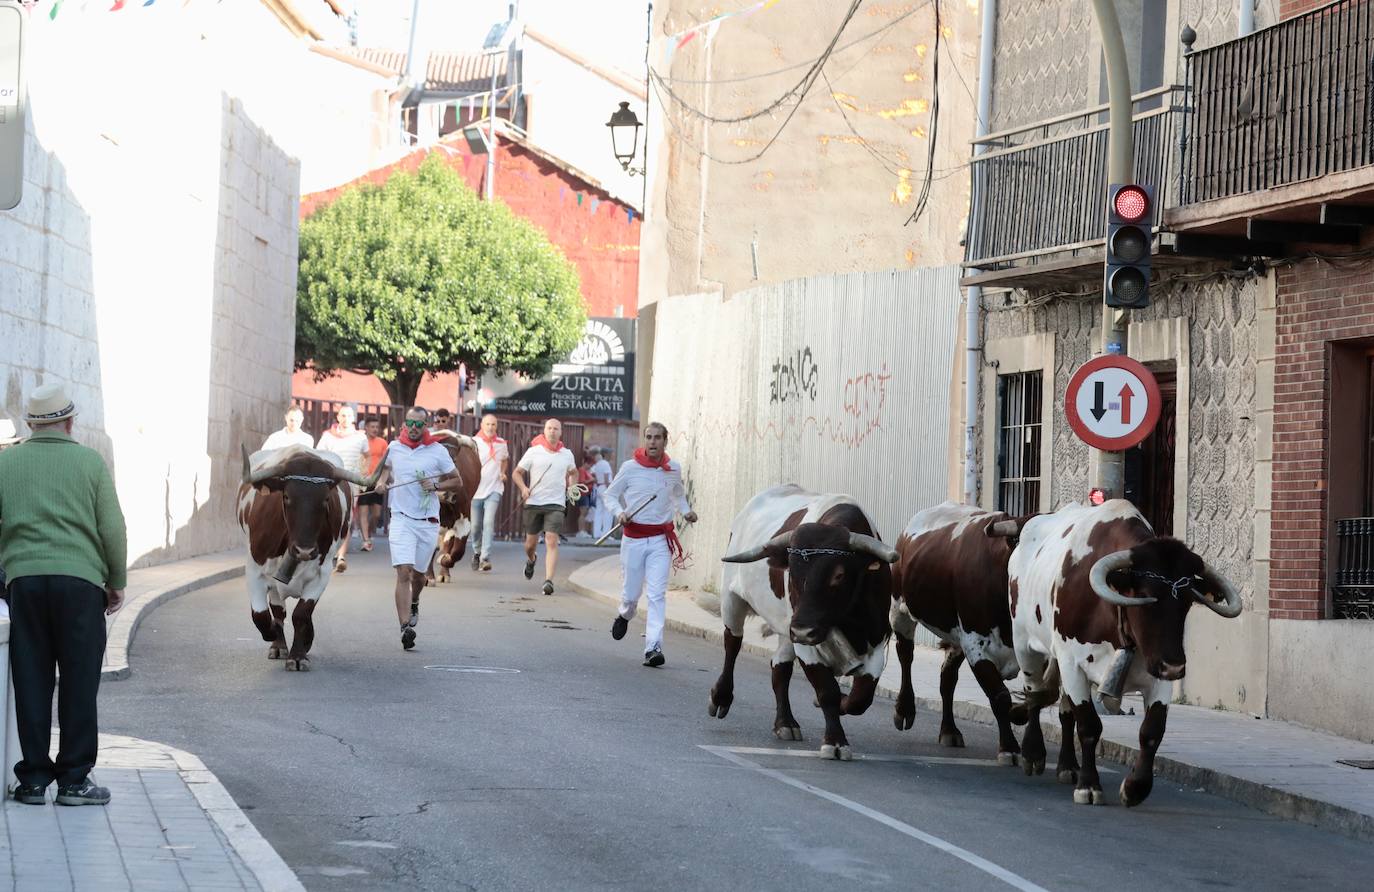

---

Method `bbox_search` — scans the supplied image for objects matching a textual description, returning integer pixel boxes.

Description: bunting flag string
[664,0,787,66]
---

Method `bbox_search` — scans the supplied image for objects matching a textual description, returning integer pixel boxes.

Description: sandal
[361,540,373,552]
[334,558,347,574]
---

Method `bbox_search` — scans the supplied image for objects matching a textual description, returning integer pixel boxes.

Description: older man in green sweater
[0,384,127,807]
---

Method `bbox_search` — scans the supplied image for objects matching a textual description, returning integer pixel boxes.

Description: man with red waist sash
[604,422,697,667]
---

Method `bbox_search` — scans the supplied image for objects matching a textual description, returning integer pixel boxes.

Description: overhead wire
[902,0,940,227]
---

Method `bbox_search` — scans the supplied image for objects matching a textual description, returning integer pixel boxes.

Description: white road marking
[423,665,522,674]
[701,745,1050,892]
[721,745,1119,774]
[721,746,998,767]
[334,841,398,850]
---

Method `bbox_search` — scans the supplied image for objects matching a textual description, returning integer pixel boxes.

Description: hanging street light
[605,101,645,176]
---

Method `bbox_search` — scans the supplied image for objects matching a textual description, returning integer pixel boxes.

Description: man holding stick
[604,423,697,667]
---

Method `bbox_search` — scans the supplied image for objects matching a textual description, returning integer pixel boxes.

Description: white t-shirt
[473,435,509,500]
[316,427,370,475]
[385,440,457,520]
[591,458,613,488]
[263,428,314,451]
[517,444,576,507]
[601,459,692,526]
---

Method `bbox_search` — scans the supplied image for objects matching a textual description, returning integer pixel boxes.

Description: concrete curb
[103,564,245,681]
[103,733,306,892]
[567,569,1374,844]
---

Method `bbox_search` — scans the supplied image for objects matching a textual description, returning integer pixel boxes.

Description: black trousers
[7,575,106,788]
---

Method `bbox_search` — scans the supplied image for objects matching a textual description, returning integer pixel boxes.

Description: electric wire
[902,0,940,227]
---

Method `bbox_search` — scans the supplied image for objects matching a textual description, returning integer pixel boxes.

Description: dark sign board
[480,317,636,420]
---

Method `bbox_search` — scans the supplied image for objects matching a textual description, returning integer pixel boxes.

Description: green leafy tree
[296,153,585,408]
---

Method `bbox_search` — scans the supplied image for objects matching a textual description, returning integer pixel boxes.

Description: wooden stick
[594,494,657,545]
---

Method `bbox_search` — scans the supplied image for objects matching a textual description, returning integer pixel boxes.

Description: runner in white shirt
[470,414,509,572]
[374,407,461,651]
[512,418,577,596]
[262,406,314,451]
[315,405,370,574]
[604,422,697,667]
[591,450,614,540]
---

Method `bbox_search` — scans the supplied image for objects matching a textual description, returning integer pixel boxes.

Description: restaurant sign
[480,318,636,420]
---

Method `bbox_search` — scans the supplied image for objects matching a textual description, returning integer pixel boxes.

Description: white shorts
[389,513,441,569]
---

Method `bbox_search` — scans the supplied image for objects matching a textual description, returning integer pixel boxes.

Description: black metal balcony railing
[1333,517,1374,619]
[964,87,1185,270]
[1182,0,1374,205]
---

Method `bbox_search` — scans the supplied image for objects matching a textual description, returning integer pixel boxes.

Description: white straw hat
[24,383,78,425]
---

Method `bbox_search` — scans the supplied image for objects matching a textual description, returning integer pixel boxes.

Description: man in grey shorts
[513,419,577,595]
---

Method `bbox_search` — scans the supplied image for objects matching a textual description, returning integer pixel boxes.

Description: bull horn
[721,531,791,564]
[247,448,291,486]
[847,532,899,563]
[989,519,1020,538]
[331,460,384,491]
[241,444,252,484]
[1089,550,1157,607]
[1194,565,1243,618]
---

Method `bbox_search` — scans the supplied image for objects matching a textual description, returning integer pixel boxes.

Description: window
[996,371,1043,515]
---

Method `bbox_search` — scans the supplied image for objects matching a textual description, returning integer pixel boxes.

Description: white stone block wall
[0,10,300,568]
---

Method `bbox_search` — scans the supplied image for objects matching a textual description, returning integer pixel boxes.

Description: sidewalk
[0,550,304,891]
[0,734,301,892]
[569,555,1374,843]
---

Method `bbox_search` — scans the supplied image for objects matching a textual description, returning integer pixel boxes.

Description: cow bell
[273,553,301,586]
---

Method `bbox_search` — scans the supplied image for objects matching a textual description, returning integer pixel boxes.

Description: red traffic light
[1112,185,1150,222]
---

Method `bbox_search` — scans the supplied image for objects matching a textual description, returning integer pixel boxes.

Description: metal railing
[964,86,1186,269]
[1333,517,1374,619]
[1181,0,1374,205]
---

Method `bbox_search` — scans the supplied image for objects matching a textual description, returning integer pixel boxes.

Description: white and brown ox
[237,445,380,671]
[996,499,1242,806]
[428,435,483,584]
[890,502,1033,766]
[713,484,899,760]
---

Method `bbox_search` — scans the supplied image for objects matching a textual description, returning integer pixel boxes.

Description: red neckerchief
[477,430,503,459]
[532,435,564,452]
[395,431,439,450]
[634,447,671,470]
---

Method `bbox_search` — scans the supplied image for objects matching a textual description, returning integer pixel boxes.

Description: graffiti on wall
[770,347,819,404]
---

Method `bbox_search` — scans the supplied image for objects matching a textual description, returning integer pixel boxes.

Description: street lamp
[606,101,644,176]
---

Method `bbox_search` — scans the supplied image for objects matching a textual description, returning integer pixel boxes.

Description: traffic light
[1104,183,1154,309]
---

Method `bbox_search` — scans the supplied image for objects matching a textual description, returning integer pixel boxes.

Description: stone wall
[0,9,299,568]
[977,275,1265,710]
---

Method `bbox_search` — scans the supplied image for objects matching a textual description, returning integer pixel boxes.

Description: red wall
[299,139,640,319]
[294,138,640,408]
[1271,261,1374,619]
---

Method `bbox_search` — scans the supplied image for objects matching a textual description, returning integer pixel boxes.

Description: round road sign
[1064,355,1161,451]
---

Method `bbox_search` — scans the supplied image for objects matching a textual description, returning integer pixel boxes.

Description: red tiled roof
[335,47,509,95]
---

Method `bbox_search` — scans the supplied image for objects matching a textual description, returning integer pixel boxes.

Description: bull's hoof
[295,657,311,672]
[1119,777,1151,807]
[436,572,449,584]
[996,751,1020,767]
[267,645,285,660]
[820,744,853,761]
[1072,787,1105,805]
[893,701,915,731]
[284,659,298,671]
[938,729,965,748]
[425,577,434,587]
[774,723,803,741]
[1057,768,1079,785]
[708,691,732,719]
[1023,757,1046,776]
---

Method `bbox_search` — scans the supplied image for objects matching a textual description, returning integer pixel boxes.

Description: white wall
[0,5,301,566]
[645,267,962,591]
[521,37,642,208]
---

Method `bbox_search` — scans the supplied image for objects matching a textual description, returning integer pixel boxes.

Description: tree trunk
[380,370,423,409]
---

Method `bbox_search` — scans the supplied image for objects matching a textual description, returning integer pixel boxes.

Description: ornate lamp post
[605,101,645,176]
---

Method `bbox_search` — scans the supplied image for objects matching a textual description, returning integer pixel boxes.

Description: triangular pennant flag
[676,30,698,50]
[110,0,126,9]
[49,1,61,19]
[143,0,156,6]
[480,91,488,119]
[590,198,601,213]
[626,208,635,223]
[577,193,583,206]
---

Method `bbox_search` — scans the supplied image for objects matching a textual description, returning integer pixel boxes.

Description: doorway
[1124,367,1177,536]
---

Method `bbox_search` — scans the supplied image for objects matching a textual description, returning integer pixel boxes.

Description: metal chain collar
[281,475,334,484]
[1134,570,1193,599]
[787,547,853,559]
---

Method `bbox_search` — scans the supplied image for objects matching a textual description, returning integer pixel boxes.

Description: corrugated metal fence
[648,266,963,600]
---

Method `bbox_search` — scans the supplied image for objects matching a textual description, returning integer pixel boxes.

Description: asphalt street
[99,540,1373,891]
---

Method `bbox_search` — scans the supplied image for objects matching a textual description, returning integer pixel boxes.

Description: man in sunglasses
[373,408,462,650]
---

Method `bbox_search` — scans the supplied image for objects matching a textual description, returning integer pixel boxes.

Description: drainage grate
[1335,759,1374,769]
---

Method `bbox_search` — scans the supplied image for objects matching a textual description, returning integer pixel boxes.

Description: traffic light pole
[1091,0,1134,500]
